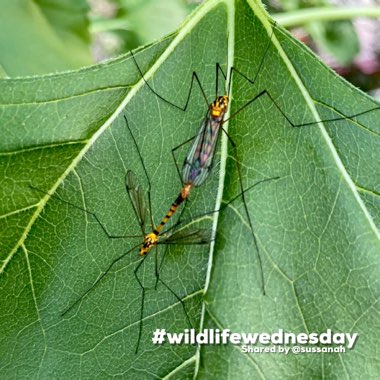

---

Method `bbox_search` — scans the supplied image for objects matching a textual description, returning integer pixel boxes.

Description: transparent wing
[182,112,221,187]
[161,228,213,245]
[125,170,146,234]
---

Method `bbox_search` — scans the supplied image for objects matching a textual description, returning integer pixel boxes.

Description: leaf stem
[274,7,380,28]
[90,19,132,33]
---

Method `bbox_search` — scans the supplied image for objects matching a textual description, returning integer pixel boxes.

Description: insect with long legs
[131,28,275,294]
[130,22,380,294]
[30,108,278,353]
[118,111,279,350]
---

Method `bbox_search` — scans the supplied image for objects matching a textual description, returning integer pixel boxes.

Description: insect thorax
[210,95,229,118]
[139,232,158,255]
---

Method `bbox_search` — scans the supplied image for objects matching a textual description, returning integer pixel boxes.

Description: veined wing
[160,228,213,245]
[125,170,146,235]
[182,109,222,187]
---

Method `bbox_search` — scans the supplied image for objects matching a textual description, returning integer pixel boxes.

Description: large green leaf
[1,0,379,378]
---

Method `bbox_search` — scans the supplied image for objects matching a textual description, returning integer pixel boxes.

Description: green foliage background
[0,0,379,378]
[0,0,91,76]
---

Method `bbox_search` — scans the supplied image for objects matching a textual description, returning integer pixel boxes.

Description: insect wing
[182,110,221,187]
[161,228,213,245]
[125,170,146,230]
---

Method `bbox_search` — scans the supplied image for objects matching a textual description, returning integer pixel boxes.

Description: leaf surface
[0,0,379,378]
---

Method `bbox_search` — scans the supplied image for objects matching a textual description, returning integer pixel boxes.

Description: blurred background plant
[264,0,380,97]
[0,0,379,96]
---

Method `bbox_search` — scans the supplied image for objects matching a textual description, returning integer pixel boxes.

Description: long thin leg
[162,177,279,239]
[62,243,141,316]
[215,62,228,98]
[224,23,275,98]
[221,127,266,295]
[153,244,169,290]
[229,27,275,91]
[30,185,141,239]
[171,133,198,183]
[222,22,379,127]
[131,51,209,110]
[175,198,189,226]
[154,247,192,330]
[167,177,280,231]
[158,245,169,275]
[220,177,280,211]
[158,278,193,329]
[188,178,281,232]
[134,245,194,353]
[215,62,220,98]
[134,254,150,354]
[291,100,380,127]
[132,28,271,111]
[212,21,271,97]
[224,89,296,126]
[154,245,160,290]
[225,89,380,128]
[216,62,232,97]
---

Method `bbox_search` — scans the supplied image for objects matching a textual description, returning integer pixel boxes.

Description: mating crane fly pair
[140,94,230,253]
[32,21,380,353]
[30,69,244,353]
[134,94,229,257]
[31,47,245,354]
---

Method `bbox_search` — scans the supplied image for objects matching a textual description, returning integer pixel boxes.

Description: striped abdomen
[154,184,191,235]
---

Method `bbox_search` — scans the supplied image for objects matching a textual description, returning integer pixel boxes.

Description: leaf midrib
[246,0,379,240]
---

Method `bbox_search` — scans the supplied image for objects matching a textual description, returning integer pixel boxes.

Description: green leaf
[0,0,92,76]
[1,0,379,378]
